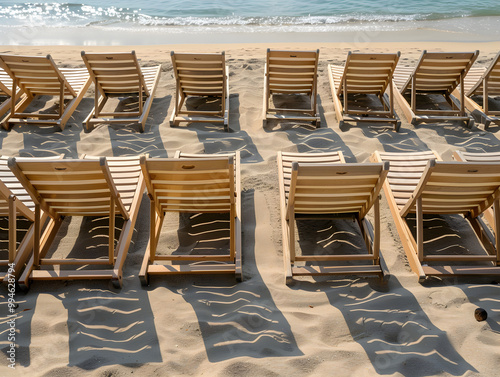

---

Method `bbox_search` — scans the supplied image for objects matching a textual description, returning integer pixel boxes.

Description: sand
[1,40,500,377]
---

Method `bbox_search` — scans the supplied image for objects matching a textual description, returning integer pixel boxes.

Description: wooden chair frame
[81,51,161,132]
[170,52,229,131]
[8,156,145,289]
[392,51,479,128]
[0,155,62,281]
[278,151,389,284]
[0,68,23,121]
[452,52,500,129]
[371,150,500,282]
[139,151,242,285]
[263,49,320,128]
[0,54,91,131]
[328,52,401,131]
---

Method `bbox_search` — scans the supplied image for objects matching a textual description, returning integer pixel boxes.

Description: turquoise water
[1,0,499,28]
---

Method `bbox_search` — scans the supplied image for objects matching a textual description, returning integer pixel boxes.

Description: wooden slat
[292,265,383,276]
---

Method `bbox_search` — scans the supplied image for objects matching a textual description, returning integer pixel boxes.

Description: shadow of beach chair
[139,151,242,285]
[452,51,500,129]
[328,52,401,131]
[8,155,145,289]
[0,54,91,131]
[371,150,500,282]
[263,49,320,128]
[278,151,389,284]
[392,51,479,128]
[453,150,500,238]
[170,52,229,131]
[81,51,161,132]
[0,155,62,281]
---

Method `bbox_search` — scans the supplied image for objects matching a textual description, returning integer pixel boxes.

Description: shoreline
[1,16,500,46]
[0,41,497,72]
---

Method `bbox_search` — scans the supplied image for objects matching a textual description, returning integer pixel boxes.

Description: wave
[1,2,500,29]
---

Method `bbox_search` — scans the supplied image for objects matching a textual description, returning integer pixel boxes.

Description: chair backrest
[402,51,479,94]
[339,52,400,95]
[0,54,76,97]
[7,158,129,219]
[467,51,500,96]
[454,150,500,162]
[288,162,388,219]
[171,52,226,97]
[0,68,12,96]
[141,157,235,213]
[81,51,148,96]
[400,160,500,218]
[0,156,34,220]
[265,49,319,95]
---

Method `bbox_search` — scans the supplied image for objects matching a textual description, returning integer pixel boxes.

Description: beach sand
[1,40,500,377]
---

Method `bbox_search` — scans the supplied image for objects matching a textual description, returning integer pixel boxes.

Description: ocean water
[1,0,499,28]
[0,1,499,45]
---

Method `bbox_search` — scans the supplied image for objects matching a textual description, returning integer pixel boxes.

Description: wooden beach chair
[170,52,229,131]
[278,151,389,284]
[81,51,161,132]
[453,150,500,236]
[392,51,479,128]
[139,151,242,284]
[263,49,320,127]
[452,52,500,129]
[9,155,145,289]
[328,52,401,131]
[0,54,91,131]
[371,150,500,282]
[0,155,62,281]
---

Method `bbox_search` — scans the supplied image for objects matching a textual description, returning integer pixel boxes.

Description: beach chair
[139,151,242,284]
[371,150,500,282]
[8,155,145,289]
[328,52,401,131]
[453,150,500,237]
[170,52,229,131]
[0,54,91,131]
[0,155,62,281]
[452,52,500,129]
[392,51,479,128]
[263,49,320,127]
[81,51,161,132]
[278,151,389,284]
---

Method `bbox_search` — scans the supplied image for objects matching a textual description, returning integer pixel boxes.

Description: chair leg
[288,212,296,263]
[495,199,500,265]
[416,197,424,262]
[8,196,17,264]
[33,204,41,267]
[373,195,381,262]
[109,198,115,264]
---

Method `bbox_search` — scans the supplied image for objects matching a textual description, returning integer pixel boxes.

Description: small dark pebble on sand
[474,308,487,322]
